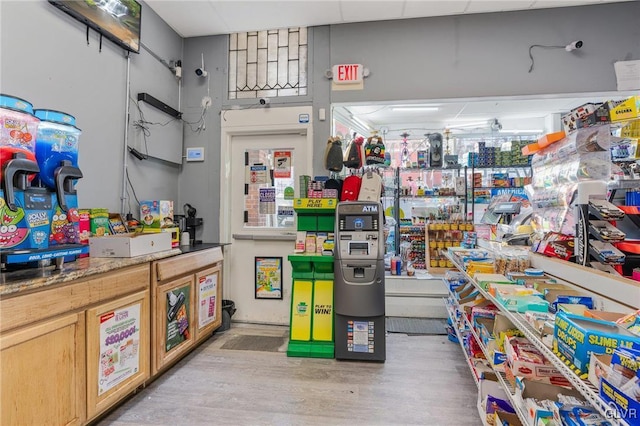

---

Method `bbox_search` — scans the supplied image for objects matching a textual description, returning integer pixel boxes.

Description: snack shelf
[476,400,491,426]
[444,298,481,388]
[443,250,631,426]
[459,308,530,425]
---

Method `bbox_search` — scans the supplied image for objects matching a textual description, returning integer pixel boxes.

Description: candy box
[513,379,582,425]
[476,314,520,368]
[505,337,569,386]
[474,273,514,291]
[553,311,640,376]
[609,95,640,122]
[585,310,629,324]
[588,353,613,390]
[139,200,174,228]
[90,208,110,237]
[599,347,640,425]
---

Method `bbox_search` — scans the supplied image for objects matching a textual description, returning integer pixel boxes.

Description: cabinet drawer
[0,264,150,333]
[155,247,223,282]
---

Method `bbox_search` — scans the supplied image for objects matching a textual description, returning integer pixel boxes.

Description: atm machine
[334,201,386,362]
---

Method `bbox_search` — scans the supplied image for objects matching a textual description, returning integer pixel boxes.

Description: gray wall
[0,0,183,215]
[329,2,640,103]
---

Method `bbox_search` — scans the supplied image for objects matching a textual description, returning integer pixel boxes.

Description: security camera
[195,67,208,77]
[259,98,270,105]
[565,40,583,51]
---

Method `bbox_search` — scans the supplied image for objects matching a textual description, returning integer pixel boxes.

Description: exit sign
[332,64,363,84]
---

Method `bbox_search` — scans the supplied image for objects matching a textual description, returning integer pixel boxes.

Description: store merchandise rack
[443,250,632,426]
[445,288,529,425]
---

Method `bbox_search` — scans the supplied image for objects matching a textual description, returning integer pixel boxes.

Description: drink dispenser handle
[54,160,83,212]
[2,154,40,212]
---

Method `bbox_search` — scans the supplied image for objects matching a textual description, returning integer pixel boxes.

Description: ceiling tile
[403,1,469,18]
[465,0,536,13]
[212,1,342,33]
[146,1,227,38]
[340,1,405,22]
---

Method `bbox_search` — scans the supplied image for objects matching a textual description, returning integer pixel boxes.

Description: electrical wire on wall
[528,40,583,73]
[130,94,181,157]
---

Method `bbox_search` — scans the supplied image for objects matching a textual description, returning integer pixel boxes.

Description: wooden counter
[0,246,224,425]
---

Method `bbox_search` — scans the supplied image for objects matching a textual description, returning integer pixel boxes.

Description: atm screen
[344,215,373,231]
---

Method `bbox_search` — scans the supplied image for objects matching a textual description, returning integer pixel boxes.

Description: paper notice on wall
[273,151,292,178]
[259,188,276,214]
[246,164,269,185]
[614,60,640,91]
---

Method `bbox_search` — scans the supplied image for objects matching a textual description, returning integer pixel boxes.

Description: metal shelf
[608,179,640,190]
[443,250,631,426]
[444,298,481,388]
[458,301,529,426]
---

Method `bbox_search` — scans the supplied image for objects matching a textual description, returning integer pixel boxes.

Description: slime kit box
[553,311,640,376]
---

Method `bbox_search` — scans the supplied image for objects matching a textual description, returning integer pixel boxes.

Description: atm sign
[332,64,363,84]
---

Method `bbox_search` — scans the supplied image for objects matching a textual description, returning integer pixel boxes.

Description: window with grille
[229,28,308,100]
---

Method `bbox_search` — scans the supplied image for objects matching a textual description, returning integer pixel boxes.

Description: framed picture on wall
[255,257,283,299]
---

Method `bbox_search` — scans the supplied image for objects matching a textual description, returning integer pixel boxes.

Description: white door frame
[219,106,314,302]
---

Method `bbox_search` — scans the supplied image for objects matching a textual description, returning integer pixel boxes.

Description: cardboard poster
[273,151,292,178]
[165,284,191,352]
[98,303,141,396]
[198,273,218,328]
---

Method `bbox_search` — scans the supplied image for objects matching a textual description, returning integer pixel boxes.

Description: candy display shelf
[444,250,633,426]
[449,291,529,425]
[444,298,481,388]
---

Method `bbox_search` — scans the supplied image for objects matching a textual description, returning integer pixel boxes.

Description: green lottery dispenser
[334,201,386,362]
[287,198,337,358]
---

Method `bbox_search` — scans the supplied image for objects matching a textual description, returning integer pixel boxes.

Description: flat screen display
[49,0,141,53]
[344,215,373,231]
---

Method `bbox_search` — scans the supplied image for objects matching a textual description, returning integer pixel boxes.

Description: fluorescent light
[351,116,370,130]
[391,106,439,112]
[499,129,543,134]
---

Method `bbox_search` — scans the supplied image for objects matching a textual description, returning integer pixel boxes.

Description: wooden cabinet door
[153,276,196,374]
[1,312,86,426]
[194,263,223,342]
[86,290,150,420]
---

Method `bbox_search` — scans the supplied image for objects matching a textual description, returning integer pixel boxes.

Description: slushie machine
[334,201,386,361]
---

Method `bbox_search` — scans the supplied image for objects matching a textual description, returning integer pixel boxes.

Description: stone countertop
[0,248,182,297]
[177,242,229,254]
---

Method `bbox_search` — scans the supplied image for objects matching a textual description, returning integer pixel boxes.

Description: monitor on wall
[49,0,141,53]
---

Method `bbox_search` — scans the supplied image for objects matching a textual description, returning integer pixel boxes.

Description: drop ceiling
[146,0,633,38]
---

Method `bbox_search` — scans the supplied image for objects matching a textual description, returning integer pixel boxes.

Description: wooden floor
[97,324,481,426]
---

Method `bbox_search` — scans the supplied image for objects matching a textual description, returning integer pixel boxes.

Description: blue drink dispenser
[33,110,82,246]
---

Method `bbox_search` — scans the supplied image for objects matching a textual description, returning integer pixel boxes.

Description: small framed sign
[255,257,283,299]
